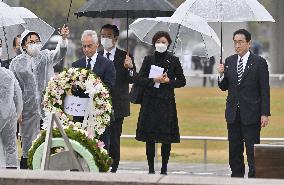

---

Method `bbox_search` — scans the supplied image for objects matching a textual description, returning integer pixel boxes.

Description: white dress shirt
[86,53,98,70]
[103,47,116,61]
[219,51,251,82]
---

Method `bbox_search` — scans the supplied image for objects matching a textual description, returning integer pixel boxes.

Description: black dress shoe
[20,157,28,169]
[160,165,167,175]
[110,167,117,173]
[6,167,17,169]
[248,170,256,178]
[148,169,155,174]
[70,169,79,171]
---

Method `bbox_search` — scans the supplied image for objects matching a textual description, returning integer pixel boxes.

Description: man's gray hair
[81,30,98,43]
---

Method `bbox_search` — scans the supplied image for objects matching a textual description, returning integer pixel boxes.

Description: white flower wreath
[42,67,112,138]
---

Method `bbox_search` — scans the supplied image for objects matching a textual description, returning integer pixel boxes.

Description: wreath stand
[32,113,99,172]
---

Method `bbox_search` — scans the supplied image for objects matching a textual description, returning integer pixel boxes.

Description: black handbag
[129,83,144,104]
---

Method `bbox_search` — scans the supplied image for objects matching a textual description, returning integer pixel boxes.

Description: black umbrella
[75,0,176,53]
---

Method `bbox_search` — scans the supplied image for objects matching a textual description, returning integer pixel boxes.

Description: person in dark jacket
[217,29,270,178]
[134,31,186,175]
[98,24,136,173]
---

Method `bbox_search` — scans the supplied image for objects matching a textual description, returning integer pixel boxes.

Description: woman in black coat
[134,31,186,175]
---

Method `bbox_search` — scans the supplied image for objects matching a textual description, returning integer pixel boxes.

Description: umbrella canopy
[0,2,25,27]
[75,0,176,52]
[179,0,275,22]
[129,14,221,58]
[12,7,55,46]
[0,2,25,60]
[176,0,275,62]
[75,0,175,18]
[0,7,55,60]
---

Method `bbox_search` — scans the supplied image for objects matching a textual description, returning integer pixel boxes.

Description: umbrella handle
[126,11,129,55]
[220,22,223,64]
[2,27,10,60]
[66,0,73,25]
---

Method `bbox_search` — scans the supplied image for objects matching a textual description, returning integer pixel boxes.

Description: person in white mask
[9,25,69,169]
[98,24,136,173]
[133,31,186,175]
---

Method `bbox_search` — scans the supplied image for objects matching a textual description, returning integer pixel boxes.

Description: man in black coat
[72,30,116,151]
[218,29,270,178]
[98,24,135,173]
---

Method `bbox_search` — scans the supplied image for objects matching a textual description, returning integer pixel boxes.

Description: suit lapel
[114,48,124,63]
[230,55,238,85]
[94,55,101,70]
[81,58,87,68]
[239,54,254,85]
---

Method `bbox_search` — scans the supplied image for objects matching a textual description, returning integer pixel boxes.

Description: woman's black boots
[161,143,171,175]
[146,142,155,174]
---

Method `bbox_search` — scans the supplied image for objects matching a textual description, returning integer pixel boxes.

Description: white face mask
[101,37,113,49]
[0,47,2,57]
[27,43,42,57]
[155,43,168,53]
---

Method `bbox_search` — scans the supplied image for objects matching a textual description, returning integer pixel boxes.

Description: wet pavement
[117,162,233,177]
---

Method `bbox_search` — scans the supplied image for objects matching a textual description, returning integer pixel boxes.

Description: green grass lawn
[120,87,284,163]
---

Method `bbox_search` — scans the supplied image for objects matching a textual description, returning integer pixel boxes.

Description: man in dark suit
[98,24,135,173]
[218,29,270,178]
[72,30,116,151]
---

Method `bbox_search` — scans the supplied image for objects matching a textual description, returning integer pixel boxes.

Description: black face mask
[15,48,21,55]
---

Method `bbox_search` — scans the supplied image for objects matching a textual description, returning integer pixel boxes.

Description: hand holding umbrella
[217,63,225,77]
[123,55,133,69]
[58,24,70,40]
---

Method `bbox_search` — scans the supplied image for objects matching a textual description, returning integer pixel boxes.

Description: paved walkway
[117,162,233,177]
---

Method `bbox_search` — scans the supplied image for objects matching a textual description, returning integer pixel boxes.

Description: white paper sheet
[64,95,90,116]
[149,65,164,88]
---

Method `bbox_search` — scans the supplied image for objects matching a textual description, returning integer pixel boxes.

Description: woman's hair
[21,32,40,48]
[152,31,172,46]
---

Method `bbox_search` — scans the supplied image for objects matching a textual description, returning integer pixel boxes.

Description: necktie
[106,52,111,59]
[87,58,92,70]
[237,58,243,85]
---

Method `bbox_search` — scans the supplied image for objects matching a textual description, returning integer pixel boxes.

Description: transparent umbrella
[12,7,55,46]
[0,2,25,27]
[0,7,55,60]
[192,42,220,58]
[0,2,25,60]
[129,13,221,58]
[176,0,275,62]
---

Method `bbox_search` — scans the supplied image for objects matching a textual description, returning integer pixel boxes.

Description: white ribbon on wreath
[82,80,106,138]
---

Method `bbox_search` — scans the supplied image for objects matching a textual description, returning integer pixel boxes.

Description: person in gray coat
[0,67,23,169]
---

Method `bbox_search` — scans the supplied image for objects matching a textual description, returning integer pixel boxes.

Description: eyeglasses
[27,40,41,45]
[233,40,247,46]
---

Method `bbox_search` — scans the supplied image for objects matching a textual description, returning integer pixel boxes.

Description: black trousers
[227,108,261,178]
[99,126,111,152]
[109,117,124,170]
